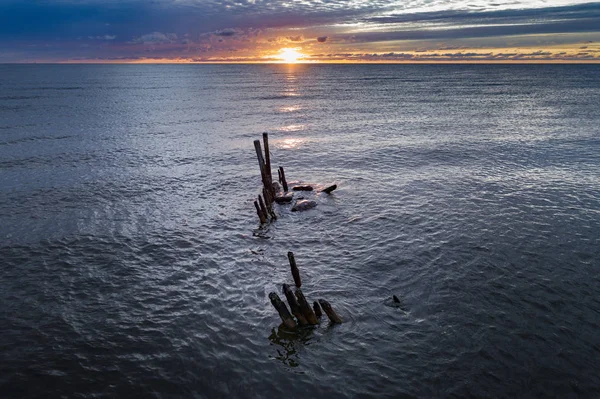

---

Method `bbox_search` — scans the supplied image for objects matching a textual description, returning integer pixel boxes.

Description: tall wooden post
[279,166,288,192]
[263,133,272,183]
[254,140,269,192]
[287,251,301,288]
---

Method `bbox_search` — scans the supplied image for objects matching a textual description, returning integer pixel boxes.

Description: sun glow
[279,48,304,63]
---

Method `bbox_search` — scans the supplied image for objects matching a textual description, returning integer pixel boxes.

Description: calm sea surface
[1,64,599,398]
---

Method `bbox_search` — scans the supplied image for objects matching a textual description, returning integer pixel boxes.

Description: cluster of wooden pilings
[253,132,337,223]
[253,133,278,224]
[269,251,343,330]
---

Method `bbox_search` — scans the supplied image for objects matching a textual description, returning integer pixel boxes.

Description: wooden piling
[278,168,283,185]
[313,301,322,318]
[287,251,301,288]
[322,184,337,194]
[254,200,266,224]
[292,185,313,191]
[318,299,343,324]
[279,166,289,192]
[254,140,268,191]
[269,292,296,330]
[263,133,272,182]
[295,288,318,325]
[283,284,308,326]
[258,195,269,221]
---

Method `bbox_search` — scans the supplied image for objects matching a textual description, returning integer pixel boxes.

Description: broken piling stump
[287,251,301,288]
[258,195,269,221]
[318,299,343,324]
[269,292,297,330]
[295,288,318,325]
[283,284,308,326]
[279,166,288,192]
[254,200,266,224]
[313,301,322,318]
[321,184,337,194]
[292,185,313,191]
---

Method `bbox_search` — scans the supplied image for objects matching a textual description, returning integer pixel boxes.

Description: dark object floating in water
[321,184,337,194]
[319,299,343,324]
[291,199,317,212]
[274,192,294,204]
[385,295,408,311]
[292,185,314,191]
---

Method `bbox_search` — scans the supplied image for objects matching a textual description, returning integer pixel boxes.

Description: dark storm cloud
[317,36,328,43]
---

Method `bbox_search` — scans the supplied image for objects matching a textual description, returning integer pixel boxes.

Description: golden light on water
[279,48,304,63]
[277,137,307,149]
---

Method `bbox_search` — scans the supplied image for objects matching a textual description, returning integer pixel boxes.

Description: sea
[1,64,599,398]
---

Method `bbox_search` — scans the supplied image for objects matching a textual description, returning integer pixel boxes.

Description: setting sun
[279,48,304,63]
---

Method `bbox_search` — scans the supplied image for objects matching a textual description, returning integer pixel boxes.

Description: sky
[1,0,599,63]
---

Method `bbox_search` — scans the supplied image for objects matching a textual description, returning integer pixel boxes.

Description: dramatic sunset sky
[1,0,599,63]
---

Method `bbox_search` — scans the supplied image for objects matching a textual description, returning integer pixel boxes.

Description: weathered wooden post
[269,293,297,330]
[277,168,283,185]
[254,200,266,224]
[287,251,301,288]
[322,184,337,194]
[254,140,268,191]
[258,195,269,221]
[295,288,318,325]
[263,133,272,183]
[279,166,289,192]
[318,299,343,324]
[283,284,308,326]
[313,301,322,318]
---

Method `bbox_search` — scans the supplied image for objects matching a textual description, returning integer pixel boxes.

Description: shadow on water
[267,325,316,369]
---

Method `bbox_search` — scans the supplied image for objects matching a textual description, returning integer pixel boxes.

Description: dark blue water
[1,64,599,398]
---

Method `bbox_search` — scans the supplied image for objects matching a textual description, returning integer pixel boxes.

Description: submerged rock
[291,199,317,212]
[274,192,294,204]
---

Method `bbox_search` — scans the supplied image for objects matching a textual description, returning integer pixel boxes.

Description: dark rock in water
[321,184,337,194]
[272,181,281,192]
[274,192,293,204]
[291,199,317,212]
[292,185,314,191]
[385,295,407,311]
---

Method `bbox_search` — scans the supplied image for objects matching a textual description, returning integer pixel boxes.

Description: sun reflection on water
[277,125,306,133]
[279,105,302,113]
[276,137,307,149]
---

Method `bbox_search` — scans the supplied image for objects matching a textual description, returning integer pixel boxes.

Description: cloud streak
[0,0,599,62]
